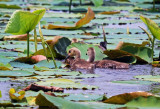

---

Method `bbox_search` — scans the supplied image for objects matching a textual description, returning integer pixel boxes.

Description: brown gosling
[87,47,129,69]
[65,47,95,70]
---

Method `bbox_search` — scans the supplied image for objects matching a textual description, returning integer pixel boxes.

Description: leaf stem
[34,28,37,52]
[153,0,155,11]
[27,32,30,57]
[151,37,155,60]
[69,0,72,13]
[45,42,57,68]
[80,0,82,5]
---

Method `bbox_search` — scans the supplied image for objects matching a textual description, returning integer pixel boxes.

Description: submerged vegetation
[1,0,160,109]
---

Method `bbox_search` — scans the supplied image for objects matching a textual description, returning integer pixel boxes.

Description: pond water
[1,64,160,101]
[65,65,160,97]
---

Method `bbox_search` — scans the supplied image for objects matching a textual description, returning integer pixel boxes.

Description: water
[65,65,160,97]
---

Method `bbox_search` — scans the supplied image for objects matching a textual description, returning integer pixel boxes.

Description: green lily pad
[36,78,97,90]
[0,4,21,9]
[0,63,13,70]
[35,70,80,76]
[64,93,103,101]
[36,93,93,109]
[67,43,106,61]
[134,75,160,83]
[0,70,33,77]
[112,80,156,85]
[126,96,160,108]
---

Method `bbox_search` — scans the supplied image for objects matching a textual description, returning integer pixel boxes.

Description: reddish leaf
[44,7,95,30]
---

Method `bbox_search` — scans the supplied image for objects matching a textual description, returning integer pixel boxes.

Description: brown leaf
[98,11,120,15]
[103,91,153,104]
[3,34,28,40]
[22,83,64,92]
[44,7,95,30]
[115,41,149,50]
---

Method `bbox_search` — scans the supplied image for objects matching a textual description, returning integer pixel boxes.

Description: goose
[65,47,95,70]
[87,47,129,69]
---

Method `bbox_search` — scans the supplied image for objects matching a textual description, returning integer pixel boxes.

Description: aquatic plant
[139,15,160,60]
[5,9,46,57]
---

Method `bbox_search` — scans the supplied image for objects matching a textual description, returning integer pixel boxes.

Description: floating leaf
[5,9,46,35]
[45,7,95,30]
[98,11,120,15]
[64,93,104,102]
[36,93,93,109]
[0,63,13,70]
[67,43,106,61]
[0,4,21,9]
[134,75,160,83]
[103,91,153,104]
[9,88,25,101]
[0,70,33,77]
[36,78,97,90]
[140,15,160,40]
[126,96,160,108]
[33,65,50,71]
[3,34,28,41]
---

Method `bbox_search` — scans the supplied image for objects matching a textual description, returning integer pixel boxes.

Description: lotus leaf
[0,70,33,77]
[126,96,160,108]
[5,9,46,35]
[36,93,93,109]
[140,15,160,40]
[103,91,153,104]
[45,7,95,30]
[0,63,13,70]
[134,75,160,83]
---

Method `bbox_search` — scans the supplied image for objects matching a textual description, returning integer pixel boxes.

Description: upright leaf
[5,9,46,35]
[140,15,160,40]
[45,7,95,30]
[0,91,1,98]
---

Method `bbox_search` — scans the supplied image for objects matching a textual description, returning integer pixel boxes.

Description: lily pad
[64,93,104,101]
[0,63,13,70]
[35,70,80,76]
[36,93,93,109]
[0,70,34,77]
[134,75,160,83]
[36,78,97,90]
[126,96,160,108]
[67,43,106,61]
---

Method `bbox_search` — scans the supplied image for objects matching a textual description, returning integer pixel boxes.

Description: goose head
[87,47,95,63]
